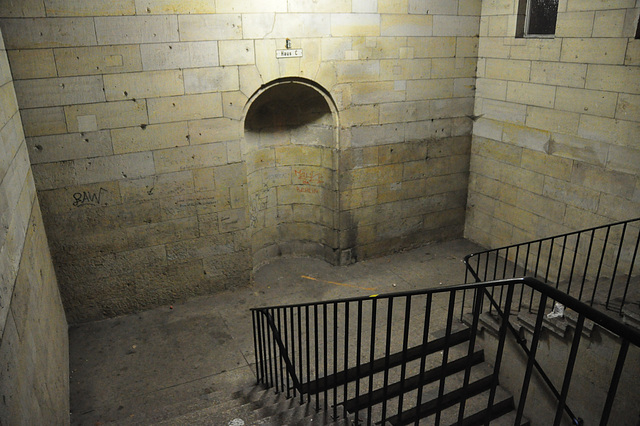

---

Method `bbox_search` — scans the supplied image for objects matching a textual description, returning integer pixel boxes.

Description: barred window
[517,0,559,37]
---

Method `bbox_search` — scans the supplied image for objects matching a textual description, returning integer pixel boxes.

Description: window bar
[397,295,413,424]
[435,292,456,426]
[515,292,548,425]
[459,286,484,424]
[619,228,639,315]
[343,301,350,419]
[591,227,611,306]
[314,304,320,411]
[380,297,395,424]
[415,293,433,426]
[485,284,515,426]
[599,340,630,426]
[553,314,585,426]
[578,230,596,301]
[606,222,627,310]
[367,298,378,425]
[354,300,363,425]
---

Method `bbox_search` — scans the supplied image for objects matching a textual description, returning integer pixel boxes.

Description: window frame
[516,0,559,39]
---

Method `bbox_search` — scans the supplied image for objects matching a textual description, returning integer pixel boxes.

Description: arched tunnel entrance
[243,78,339,269]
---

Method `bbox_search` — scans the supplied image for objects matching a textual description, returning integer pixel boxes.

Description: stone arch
[242,77,340,269]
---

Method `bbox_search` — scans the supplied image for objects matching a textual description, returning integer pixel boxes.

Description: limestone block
[566,0,635,11]
[475,78,507,101]
[165,233,234,264]
[243,13,331,39]
[104,70,184,101]
[219,40,255,66]
[487,15,511,37]
[555,11,594,37]
[506,81,555,108]
[586,65,640,95]
[431,57,477,79]
[7,49,56,79]
[335,60,381,84]
[501,123,550,152]
[0,0,45,17]
[184,67,240,94]
[222,91,247,121]
[26,131,112,164]
[292,0,350,12]
[472,117,504,141]
[561,38,627,65]
[31,160,76,190]
[351,123,405,147]
[480,0,514,15]
[477,37,510,59]
[135,0,216,14]
[526,106,580,134]
[0,83,18,128]
[543,176,600,212]
[598,192,639,220]
[111,122,189,154]
[607,145,640,175]
[351,81,405,105]
[239,65,264,98]
[20,107,67,137]
[194,163,245,192]
[153,143,227,174]
[0,17,97,49]
[459,0,481,15]
[339,105,379,127]
[530,61,587,88]
[14,75,105,108]
[178,14,242,41]
[572,161,636,199]
[219,208,246,233]
[345,164,403,189]
[148,93,223,124]
[37,181,121,215]
[509,38,562,61]
[65,100,148,132]
[547,133,608,166]
[626,40,640,66]
[520,149,572,181]
[592,9,626,37]
[274,146,323,167]
[331,13,380,37]
[54,45,143,77]
[555,87,617,117]
[189,117,240,144]
[95,15,179,45]
[44,0,135,16]
[616,93,640,122]
[75,151,155,184]
[380,58,430,80]
[485,58,531,82]
[379,100,428,123]
[432,97,474,119]
[379,0,408,14]
[433,16,480,37]
[353,0,378,13]
[381,14,433,36]
[216,0,286,13]
[456,37,479,58]
[141,41,218,71]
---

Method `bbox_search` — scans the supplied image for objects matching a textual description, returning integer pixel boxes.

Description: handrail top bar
[463,217,640,261]
[252,276,640,347]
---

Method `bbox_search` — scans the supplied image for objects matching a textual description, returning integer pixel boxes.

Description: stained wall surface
[0,0,480,322]
[0,29,70,425]
[466,0,640,248]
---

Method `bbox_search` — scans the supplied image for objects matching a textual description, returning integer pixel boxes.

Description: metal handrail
[252,276,640,425]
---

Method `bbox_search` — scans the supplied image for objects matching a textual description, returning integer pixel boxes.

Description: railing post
[600,340,629,426]
[553,314,585,426]
[458,286,484,424]
[380,297,394,424]
[415,293,432,426]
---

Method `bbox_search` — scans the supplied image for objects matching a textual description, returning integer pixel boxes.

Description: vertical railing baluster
[323,303,328,410]
[415,294,432,426]
[485,284,515,426]
[592,226,610,306]
[367,298,378,425]
[435,292,456,426]
[515,292,548,425]
[459,286,484,424]
[272,309,280,393]
[277,308,283,393]
[397,295,412,424]
[381,297,394,424]
[305,305,311,401]
[566,233,581,296]
[606,222,627,310]
[599,340,630,426]
[298,305,304,404]
[619,227,639,314]
[267,310,274,389]
[343,301,350,419]
[290,306,296,398]
[355,300,363,425]
[553,314,585,426]
[579,230,595,302]
[333,302,338,418]
[314,304,320,411]
[545,238,555,285]
[557,235,567,289]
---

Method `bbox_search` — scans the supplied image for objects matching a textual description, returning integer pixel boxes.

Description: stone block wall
[0,30,69,425]
[0,0,480,322]
[466,0,640,250]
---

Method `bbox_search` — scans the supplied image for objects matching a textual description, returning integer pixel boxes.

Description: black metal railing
[252,277,640,425]
[463,217,640,315]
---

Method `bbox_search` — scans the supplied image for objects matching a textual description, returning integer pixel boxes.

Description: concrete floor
[68,239,482,425]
